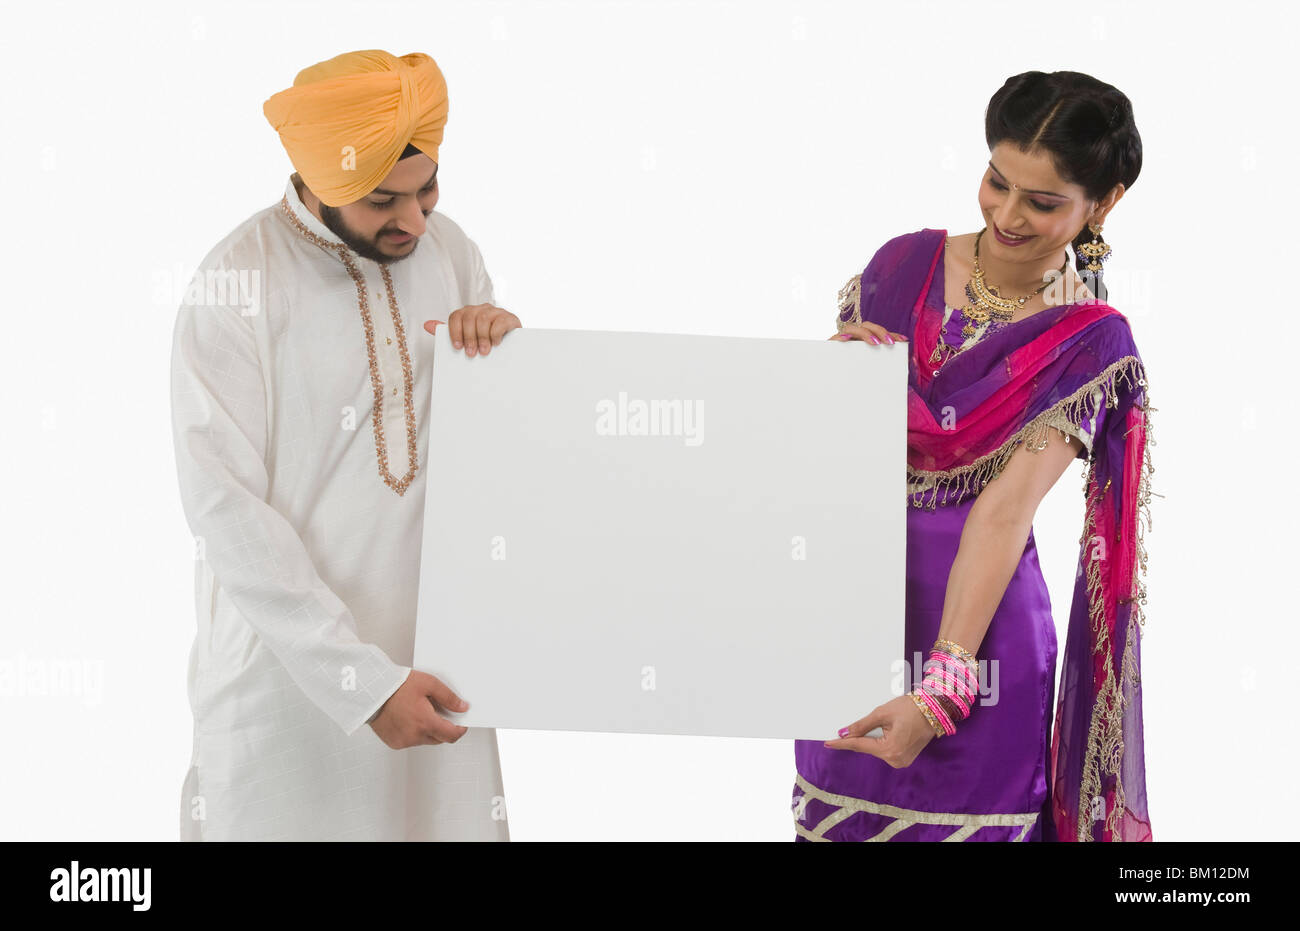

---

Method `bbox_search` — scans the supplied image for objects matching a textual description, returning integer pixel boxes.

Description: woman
[793,71,1155,842]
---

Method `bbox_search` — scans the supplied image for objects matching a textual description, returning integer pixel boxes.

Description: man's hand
[368,669,471,750]
[423,303,521,357]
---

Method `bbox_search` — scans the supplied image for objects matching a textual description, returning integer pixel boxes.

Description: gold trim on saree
[793,773,1039,842]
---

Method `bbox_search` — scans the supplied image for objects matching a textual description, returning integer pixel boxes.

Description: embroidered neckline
[276,196,419,497]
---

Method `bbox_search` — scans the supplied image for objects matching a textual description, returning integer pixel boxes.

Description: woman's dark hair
[984,71,1141,301]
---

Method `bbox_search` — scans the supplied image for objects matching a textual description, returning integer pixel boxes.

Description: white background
[1,0,1293,840]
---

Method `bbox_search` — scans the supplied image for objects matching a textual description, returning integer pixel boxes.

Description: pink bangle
[912,642,983,737]
[923,659,976,706]
[920,674,971,720]
[928,649,979,693]
[917,688,956,736]
[923,660,976,707]
[920,653,979,720]
[929,648,978,683]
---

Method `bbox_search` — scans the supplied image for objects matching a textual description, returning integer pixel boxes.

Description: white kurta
[170,176,509,841]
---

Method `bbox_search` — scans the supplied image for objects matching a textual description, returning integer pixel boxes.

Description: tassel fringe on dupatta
[838,229,1158,841]
[1063,381,1156,841]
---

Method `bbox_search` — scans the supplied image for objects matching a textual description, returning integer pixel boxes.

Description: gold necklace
[962,227,1068,337]
[927,230,1069,370]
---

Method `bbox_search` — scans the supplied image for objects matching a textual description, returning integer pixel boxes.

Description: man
[170,49,520,840]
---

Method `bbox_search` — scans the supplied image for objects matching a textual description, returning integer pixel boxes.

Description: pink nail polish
[837,727,850,738]
[869,336,880,345]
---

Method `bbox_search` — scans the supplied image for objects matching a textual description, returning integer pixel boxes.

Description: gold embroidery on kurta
[276,197,419,497]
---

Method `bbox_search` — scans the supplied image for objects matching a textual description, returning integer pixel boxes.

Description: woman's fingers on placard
[822,707,890,756]
[835,322,887,345]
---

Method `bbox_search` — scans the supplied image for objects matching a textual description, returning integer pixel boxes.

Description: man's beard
[319,205,418,265]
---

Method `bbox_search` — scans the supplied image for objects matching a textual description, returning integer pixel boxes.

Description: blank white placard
[413,325,906,740]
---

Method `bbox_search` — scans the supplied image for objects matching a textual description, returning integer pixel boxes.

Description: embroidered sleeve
[1041,384,1104,460]
[835,272,863,333]
[834,231,928,334]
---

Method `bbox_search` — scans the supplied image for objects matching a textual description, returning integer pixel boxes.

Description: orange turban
[263,50,448,207]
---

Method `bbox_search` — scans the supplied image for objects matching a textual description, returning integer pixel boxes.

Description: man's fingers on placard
[425,675,469,713]
[476,310,494,355]
[447,309,465,350]
[414,691,467,744]
[426,715,468,744]
[489,312,517,346]
[463,313,477,355]
[423,319,445,336]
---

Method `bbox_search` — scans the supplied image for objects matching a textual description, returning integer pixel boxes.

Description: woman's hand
[822,694,938,768]
[829,322,909,346]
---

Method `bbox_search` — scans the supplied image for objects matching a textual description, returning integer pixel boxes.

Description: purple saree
[793,228,1156,842]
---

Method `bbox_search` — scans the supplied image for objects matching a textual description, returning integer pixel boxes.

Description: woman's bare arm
[936,430,1084,656]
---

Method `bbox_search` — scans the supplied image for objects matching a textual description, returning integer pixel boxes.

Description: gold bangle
[909,690,947,738]
[934,638,978,667]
